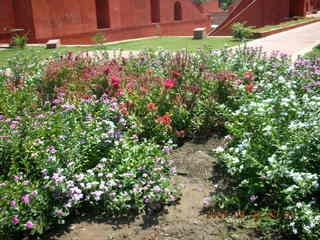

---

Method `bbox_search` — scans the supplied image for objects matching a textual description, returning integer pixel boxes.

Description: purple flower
[31,191,38,196]
[49,146,57,153]
[55,209,64,215]
[9,124,17,129]
[14,176,20,181]
[41,169,48,175]
[250,195,258,201]
[10,200,16,207]
[153,186,161,192]
[22,194,30,203]
[25,221,33,229]
[170,167,177,174]
[12,216,19,225]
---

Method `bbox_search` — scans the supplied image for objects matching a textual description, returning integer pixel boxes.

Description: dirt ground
[47,135,261,240]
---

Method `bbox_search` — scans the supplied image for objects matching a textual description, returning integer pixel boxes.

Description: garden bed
[1,46,320,239]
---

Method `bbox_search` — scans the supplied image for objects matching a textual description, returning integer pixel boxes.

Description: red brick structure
[212,0,320,36]
[0,0,221,44]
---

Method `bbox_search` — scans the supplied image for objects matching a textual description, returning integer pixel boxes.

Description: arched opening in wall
[95,0,110,28]
[151,0,160,23]
[174,2,182,21]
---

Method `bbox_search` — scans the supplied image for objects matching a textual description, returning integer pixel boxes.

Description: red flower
[164,79,175,88]
[246,83,255,93]
[147,103,158,111]
[115,89,124,96]
[111,75,121,88]
[171,70,181,78]
[156,113,172,127]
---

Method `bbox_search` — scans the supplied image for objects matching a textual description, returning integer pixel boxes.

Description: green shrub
[231,22,255,40]
[10,33,28,49]
[92,32,107,47]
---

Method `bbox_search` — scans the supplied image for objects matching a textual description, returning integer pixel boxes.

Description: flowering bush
[212,54,320,238]
[0,94,177,238]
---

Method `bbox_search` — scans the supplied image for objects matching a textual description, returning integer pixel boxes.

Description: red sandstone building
[0,0,221,44]
[1,0,319,44]
[212,0,320,36]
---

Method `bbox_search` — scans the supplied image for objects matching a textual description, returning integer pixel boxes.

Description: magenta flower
[9,124,17,129]
[31,191,38,196]
[22,194,30,203]
[12,216,19,225]
[25,221,33,229]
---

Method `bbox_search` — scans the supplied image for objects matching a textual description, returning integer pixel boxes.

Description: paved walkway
[242,21,320,61]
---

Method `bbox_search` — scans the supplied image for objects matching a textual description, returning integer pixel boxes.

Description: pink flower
[12,216,19,225]
[164,79,175,88]
[10,124,17,129]
[23,180,30,185]
[250,195,258,201]
[31,191,38,196]
[22,194,30,203]
[55,209,64,215]
[10,200,16,207]
[25,221,33,229]
[243,71,255,81]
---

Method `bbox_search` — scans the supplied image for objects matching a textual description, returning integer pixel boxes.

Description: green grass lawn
[0,36,236,67]
[254,17,318,33]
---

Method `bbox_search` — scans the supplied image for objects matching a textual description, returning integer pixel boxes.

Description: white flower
[213,146,224,153]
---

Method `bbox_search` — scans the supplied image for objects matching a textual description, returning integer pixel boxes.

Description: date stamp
[206,210,295,220]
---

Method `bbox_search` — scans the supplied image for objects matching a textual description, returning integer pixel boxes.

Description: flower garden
[0,46,320,239]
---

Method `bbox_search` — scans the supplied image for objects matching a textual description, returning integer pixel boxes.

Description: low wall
[254,18,320,38]
[33,19,210,44]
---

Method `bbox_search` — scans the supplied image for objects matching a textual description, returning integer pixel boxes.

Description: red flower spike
[164,79,175,88]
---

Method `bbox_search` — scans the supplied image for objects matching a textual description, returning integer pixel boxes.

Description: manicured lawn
[0,36,236,66]
[254,17,318,33]
[105,36,237,51]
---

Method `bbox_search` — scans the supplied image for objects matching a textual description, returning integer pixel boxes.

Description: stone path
[241,21,320,61]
